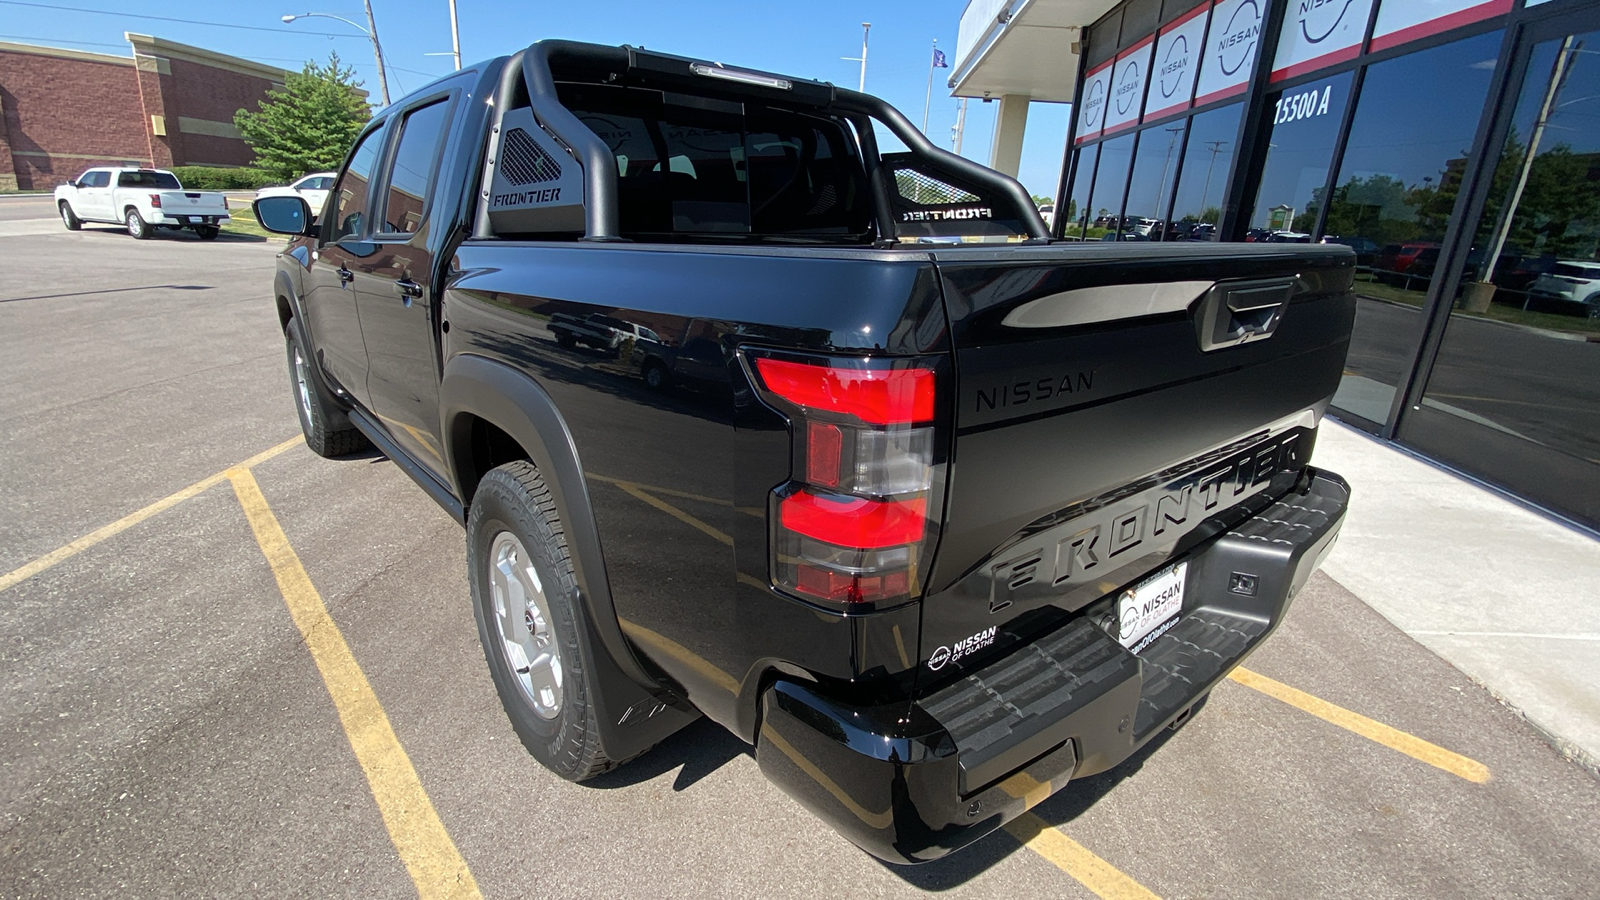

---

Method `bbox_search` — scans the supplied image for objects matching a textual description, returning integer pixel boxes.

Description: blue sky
[0,0,1072,198]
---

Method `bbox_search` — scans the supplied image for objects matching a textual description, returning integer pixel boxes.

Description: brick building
[0,33,292,191]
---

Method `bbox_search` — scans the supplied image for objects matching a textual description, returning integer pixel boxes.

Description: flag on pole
[932,48,948,68]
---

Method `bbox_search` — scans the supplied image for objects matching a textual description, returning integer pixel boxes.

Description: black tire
[59,202,82,231]
[468,461,626,782]
[642,360,670,392]
[195,225,220,240]
[284,320,370,457]
[125,208,150,240]
[557,334,576,349]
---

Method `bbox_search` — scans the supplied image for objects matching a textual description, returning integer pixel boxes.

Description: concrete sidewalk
[1313,419,1600,771]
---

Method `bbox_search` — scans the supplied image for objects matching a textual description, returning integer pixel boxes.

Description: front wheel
[285,321,370,457]
[60,202,81,231]
[468,461,628,781]
[125,209,150,240]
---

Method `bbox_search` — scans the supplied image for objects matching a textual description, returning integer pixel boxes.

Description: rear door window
[378,98,452,235]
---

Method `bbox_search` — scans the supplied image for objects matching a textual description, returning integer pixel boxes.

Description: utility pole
[362,0,390,105]
[1481,35,1577,281]
[841,23,871,92]
[448,0,461,70]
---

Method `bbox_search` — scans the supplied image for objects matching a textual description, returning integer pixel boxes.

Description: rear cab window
[117,171,181,189]
[526,83,873,243]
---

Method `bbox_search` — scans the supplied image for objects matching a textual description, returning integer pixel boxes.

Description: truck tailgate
[157,192,228,215]
[919,243,1355,673]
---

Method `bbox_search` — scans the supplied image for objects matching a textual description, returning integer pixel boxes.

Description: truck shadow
[583,716,751,792]
[879,707,1198,890]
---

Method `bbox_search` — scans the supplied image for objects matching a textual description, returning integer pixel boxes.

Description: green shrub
[168,166,280,191]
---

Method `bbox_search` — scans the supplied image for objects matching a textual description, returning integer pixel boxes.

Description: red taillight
[780,491,926,549]
[754,357,935,425]
[149,194,162,208]
[750,351,941,608]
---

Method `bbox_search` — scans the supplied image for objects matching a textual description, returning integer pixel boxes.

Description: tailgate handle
[1195,279,1294,352]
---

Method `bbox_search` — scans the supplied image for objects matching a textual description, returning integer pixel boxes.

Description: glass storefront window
[1403,27,1600,528]
[1249,71,1353,238]
[1123,121,1188,240]
[1063,143,1100,239]
[1167,102,1242,241]
[1088,132,1136,239]
[1326,30,1503,426]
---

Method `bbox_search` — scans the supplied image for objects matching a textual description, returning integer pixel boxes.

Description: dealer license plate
[1115,562,1187,652]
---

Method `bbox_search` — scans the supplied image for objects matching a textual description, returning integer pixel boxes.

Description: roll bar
[490,39,1049,242]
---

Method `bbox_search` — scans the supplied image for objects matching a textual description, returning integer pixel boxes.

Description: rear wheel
[285,321,370,457]
[643,360,669,392]
[195,225,220,240]
[468,461,626,781]
[125,209,149,240]
[59,202,81,231]
[557,334,576,349]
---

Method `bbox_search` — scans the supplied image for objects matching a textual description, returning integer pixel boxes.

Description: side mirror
[253,195,316,236]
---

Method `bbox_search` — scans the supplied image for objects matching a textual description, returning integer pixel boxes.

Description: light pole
[841,23,870,92]
[283,5,390,106]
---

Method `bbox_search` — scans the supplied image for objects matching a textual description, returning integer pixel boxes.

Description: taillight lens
[149,194,162,208]
[750,352,942,608]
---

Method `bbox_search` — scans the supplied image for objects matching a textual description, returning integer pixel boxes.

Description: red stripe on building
[1142,99,1189,123]
[1194,80,1248,108]
[1270,44,1361,83]
[1369,0,1513,54]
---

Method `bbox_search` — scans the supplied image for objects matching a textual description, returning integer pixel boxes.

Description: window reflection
[1063,143,1099,240]
[1249,71,1353,241]
[1326,31,1501,426]
[1167,103,1241,241]
[1088,133,1135,240]
[1124,121,1188,240]
[1404,29,1600,528]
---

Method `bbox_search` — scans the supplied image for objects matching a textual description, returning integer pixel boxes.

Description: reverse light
[750,352,943,608]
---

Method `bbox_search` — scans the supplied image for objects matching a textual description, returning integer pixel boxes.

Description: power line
[0,1,361,38]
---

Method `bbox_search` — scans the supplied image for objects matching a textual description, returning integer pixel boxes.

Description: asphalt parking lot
[4,192,1600,899]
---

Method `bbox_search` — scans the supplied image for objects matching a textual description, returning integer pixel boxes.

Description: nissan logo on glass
[1218,0,1261,77]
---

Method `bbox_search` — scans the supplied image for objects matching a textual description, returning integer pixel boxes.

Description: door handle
[337,266,354,285]
[395,279,424,299]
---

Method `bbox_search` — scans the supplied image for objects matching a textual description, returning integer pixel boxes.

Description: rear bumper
[156,213,229,224]
[756,468,1348,863]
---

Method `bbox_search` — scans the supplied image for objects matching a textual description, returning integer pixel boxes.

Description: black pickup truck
[254,40,1354,863]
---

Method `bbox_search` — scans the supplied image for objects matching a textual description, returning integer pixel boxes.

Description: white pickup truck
[54,167,230,240]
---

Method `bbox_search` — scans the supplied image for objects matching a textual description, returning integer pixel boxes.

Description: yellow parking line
[611,481,735,546]
[1229,667,1491,783]
[1003,813,1161,900]
[228,468,481,900]
[0,436,301,593]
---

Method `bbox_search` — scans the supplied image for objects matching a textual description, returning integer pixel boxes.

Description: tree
[235,53,371,182]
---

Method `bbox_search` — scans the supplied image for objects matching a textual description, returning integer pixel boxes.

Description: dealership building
[950,0,1600,531]
[0,34,291,192]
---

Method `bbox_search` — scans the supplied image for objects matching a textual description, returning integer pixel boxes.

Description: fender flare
[439,353,695,755]
[273,268,303,333]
